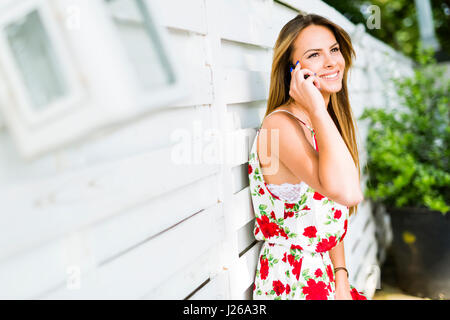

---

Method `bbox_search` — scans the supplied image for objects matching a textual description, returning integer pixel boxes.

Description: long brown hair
[265,13,361,216]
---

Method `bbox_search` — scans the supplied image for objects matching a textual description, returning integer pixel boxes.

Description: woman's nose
[323,53,337,68]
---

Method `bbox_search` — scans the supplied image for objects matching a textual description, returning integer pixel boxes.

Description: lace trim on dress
[265,181,309,202]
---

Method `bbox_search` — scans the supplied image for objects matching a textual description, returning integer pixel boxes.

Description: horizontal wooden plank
[231,163,249,194]
[0,104,214,186]
[224,69,270,104]
[0,177,220,299]
[230,186,254,232]
[189,241,262,300]
[142,244,220,299]
[153,0,207,35]
[241,282,254,300]
[221,39,272,72]
[216,128,255,169]
[237,220,255,255]
[352,237,378,292]
[230,241,262,299]
[227,100,267,130]
[40,203,225,299]
[218,0,276,48]
[0,144,220,261]
[188,272,230,300]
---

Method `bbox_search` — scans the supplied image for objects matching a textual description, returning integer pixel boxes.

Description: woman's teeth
[320,71,339,80]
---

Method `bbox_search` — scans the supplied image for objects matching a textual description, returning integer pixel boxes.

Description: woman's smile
[319,70,340,80]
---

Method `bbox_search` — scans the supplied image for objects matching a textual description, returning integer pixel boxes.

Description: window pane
[5,10,68,111]
[105,0,174,91]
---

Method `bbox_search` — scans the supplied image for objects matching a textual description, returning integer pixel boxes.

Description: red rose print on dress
[272,280,285,296]
[259,255,269,280]
[248,164,253,174]
[313,192,325,200]
[287,254,295,266]
[256,215,280,238]
[270,211,276,220]
[285,284,291,295]
[316,236,337,253]
[350,288,367,300]
[302,279,329,300]
[258,187,265,195]
[291,259,303,281]
[284,210,294,219]
[315,269,323,278]
[334,209,342,219]
[278,228,289,239]
[303,226,317,238]
[285,203,296,209]
[341,219,348,241]
[326,264,334,283]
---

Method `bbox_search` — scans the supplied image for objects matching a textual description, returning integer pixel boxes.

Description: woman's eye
[331,47,339,52]
[308,52,318,58]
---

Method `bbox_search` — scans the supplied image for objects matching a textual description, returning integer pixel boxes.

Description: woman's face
[291,24,345,94]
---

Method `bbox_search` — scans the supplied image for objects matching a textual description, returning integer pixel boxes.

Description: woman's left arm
[329,240,352,299]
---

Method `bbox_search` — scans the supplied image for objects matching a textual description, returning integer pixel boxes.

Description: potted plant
[359,47,450,299]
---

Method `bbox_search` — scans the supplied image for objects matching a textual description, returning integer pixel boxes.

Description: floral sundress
[248,110,367,300]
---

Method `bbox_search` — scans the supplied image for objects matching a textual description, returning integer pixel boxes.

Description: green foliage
[359,48,449,214]
[322,0,450,60]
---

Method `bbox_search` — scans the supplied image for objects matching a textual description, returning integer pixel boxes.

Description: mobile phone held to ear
[290,63,311,79]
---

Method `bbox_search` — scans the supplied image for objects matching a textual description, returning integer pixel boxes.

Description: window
[5,9,67,111]
[104,0,175,92]
[0,0,83,128]
[0,0,186,158]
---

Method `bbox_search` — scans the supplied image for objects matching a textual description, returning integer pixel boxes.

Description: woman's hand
[289,61,326,116]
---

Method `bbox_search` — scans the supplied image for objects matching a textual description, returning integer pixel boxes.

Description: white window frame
[100,0,188,113]
[0,0,187,158]
[0,0,85,128]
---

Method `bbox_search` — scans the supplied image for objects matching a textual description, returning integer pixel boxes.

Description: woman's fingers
[291,63,315,81]
[292,66,320,89]
[304,75,321,89]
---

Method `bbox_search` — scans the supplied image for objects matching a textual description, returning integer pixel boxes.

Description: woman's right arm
[270,62,363,206]
[265,112,362,207]
[310,108,363,206]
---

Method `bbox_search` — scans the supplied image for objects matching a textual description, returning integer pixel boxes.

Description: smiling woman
[249,13,367,300]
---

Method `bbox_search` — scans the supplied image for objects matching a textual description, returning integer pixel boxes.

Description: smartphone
[290,63,310,79]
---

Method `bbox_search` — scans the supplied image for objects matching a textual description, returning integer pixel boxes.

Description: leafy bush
[360,48,449,214]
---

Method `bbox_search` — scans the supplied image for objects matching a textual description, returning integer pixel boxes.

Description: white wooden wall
[0,0,412,299]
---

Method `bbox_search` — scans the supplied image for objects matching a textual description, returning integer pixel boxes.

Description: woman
[248,13,367,300]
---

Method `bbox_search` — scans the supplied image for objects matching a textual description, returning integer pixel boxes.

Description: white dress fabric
[248,109,367,300]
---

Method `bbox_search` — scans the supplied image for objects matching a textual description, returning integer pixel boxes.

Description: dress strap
[266,109,315,133]
[263,109,318,152]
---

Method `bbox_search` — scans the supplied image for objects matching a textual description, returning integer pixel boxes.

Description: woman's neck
[322,92,331,108]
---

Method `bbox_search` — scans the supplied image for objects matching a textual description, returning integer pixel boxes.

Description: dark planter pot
[387,206,450,299]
